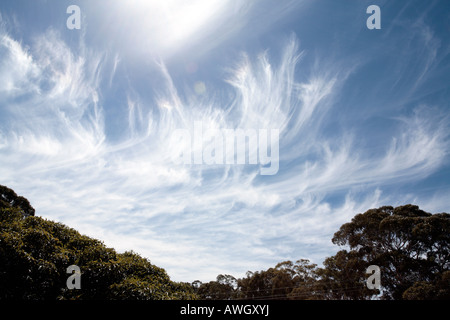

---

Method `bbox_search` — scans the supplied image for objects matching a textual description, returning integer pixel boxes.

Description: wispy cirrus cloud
[1,1,449,282]
[0,32,39,97]
[0,27,104,167]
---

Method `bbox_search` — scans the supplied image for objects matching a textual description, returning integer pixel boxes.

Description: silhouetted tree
[325,205,450,299]
[237,259,318,300]
[195,274,238,299]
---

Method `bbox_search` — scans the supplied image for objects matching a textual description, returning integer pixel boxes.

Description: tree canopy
[329,205,450,299]
[0,185,35,217]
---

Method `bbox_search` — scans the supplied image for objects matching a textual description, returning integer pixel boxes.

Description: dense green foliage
[0,185,197,300]
[0,185,35,217]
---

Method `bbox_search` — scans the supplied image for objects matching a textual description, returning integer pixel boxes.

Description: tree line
[1,184,449,299]
[193,205,449,300]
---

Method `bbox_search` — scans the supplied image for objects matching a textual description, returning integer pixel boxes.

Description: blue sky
[0,0,449,282]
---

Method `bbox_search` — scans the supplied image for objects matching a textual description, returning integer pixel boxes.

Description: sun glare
[118,0,229,56]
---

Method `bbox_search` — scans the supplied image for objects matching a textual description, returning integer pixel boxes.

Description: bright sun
[114,0,229,57]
